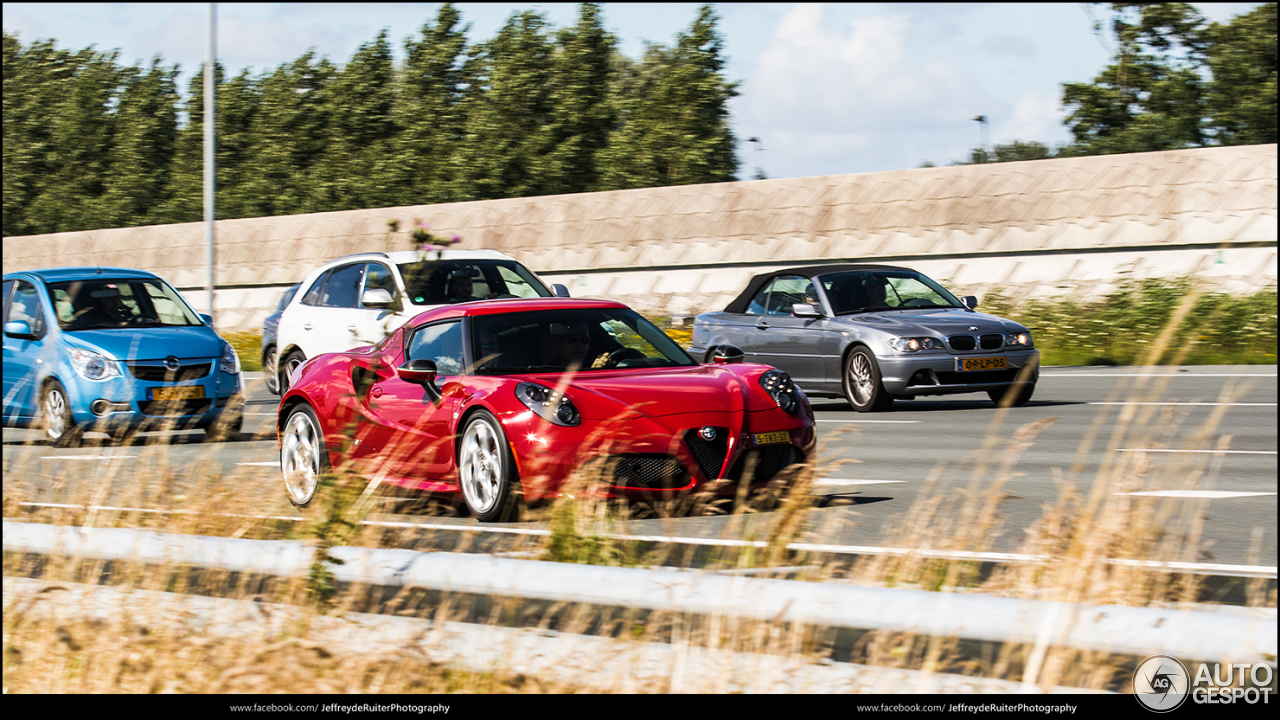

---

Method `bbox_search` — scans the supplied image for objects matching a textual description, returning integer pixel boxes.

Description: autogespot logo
[1135,655,1191,712]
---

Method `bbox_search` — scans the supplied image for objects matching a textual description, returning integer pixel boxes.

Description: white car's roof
[323,249,513,268]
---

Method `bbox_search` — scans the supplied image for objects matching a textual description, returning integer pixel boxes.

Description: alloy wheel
[281,410,321,505]
[460,418,503,515]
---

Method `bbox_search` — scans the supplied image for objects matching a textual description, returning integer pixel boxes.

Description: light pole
[972,115,989,163]
[745,136,765,179]
[204,3,217,324]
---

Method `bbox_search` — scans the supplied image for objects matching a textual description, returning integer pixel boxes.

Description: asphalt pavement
[3,366,1275,567]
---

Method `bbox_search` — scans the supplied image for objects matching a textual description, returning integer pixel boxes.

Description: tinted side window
[320,264,364,308]
[407,321,464,375]
[300,271,331,306]
[361,264,396,307]
[2,280,12,320]
[7,280,45,337]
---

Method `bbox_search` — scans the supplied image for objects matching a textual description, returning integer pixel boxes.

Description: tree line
[3,3,739,237]
[926,3,1276,168]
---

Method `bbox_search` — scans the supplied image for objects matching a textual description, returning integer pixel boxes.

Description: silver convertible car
[690,265,1039,412]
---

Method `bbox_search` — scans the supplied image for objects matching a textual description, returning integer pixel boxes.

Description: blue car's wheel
[41,379,82,448]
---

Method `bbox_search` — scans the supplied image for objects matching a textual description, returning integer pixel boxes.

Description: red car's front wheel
[458,410,519,522]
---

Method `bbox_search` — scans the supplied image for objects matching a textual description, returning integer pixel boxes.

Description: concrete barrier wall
[3,144,1275,332]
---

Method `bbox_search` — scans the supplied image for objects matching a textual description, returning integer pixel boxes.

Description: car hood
[540,365,749,419]
[63,327,224,362]
[835,309,1019,335]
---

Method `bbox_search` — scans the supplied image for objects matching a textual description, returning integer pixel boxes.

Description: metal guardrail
[4,521,1275,665]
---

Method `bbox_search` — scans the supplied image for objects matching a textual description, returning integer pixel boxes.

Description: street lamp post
[204,3,217,325]
[972,115,989,163]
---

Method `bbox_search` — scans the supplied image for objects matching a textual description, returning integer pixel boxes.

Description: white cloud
[997,92,1072,148]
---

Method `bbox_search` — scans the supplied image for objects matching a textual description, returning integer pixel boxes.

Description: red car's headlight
[759,370,801,414]
[516,381,582,426]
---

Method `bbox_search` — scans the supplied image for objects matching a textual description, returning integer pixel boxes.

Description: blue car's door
[2,279,50,421]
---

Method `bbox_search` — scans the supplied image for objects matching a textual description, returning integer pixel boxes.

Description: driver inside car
[71,284,135,328]
[541,322,596,369]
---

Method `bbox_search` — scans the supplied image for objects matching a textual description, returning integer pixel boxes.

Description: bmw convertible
[691,265,1040,412]
[278,298,815,521]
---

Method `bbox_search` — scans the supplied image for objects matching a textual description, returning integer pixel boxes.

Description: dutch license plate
[957,356,1007,372]
[754,431,790,445]
[150,385,204,402]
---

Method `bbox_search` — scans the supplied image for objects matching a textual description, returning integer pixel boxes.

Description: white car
[274,250,567,392]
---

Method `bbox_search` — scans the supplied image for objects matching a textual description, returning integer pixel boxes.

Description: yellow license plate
[754,431,790,445]
[150,385,204,401]
[957,356,1007,372]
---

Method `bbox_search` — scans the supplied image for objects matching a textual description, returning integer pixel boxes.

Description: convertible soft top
[723,264,908,314]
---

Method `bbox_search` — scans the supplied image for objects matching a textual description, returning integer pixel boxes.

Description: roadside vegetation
[983,278,1278,366]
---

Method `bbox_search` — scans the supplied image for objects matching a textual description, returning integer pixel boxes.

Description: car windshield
[473,308,696,374]
[821,270,964,315]
[47,278,204,331]
[397,259,553,306]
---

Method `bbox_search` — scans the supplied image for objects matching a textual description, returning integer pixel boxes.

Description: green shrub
[221,331,263,372]
[983,279,1277,366]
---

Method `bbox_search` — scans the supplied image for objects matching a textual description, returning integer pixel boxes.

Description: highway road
[3,366,1276,567]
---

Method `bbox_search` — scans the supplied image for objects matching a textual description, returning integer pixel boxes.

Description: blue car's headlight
[759,369,801,414]
[219,341,241,375]
[69,348,121,381]
[516,381,581,426]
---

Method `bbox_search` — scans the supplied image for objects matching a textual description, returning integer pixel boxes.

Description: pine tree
[539,3,617,195]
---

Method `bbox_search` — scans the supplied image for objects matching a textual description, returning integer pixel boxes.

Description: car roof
[5,267,163,283]
[406,298,629,327]
[723,264,912,313]
[322,249,513,268]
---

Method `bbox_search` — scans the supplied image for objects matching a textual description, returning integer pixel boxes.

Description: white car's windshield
[397,259,553,306]
[48,278,204,331]
[473,308,696,374]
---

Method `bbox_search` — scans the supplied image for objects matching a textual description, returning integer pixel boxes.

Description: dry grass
[3,285,1275,693]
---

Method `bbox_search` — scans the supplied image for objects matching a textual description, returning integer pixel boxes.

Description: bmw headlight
[759,369,801,414]
[1005,331,1033,348]
[69,348,120,381]
[517,381,581,427]
[887,336,942,353]
[219,341,241,374]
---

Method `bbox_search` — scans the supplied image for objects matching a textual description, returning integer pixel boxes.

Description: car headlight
[219,341,241,374]
[759,369,801,414]
[516,381,581,427]
[1005,332,1033,348]
[69,348,120,381]
[887,336,941,353]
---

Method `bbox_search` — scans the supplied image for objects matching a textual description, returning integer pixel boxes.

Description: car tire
[843,347,894,412]
[988,381,1036,407]
[263,345,279,395]
[278,349,306,395]
[280,403,329,507]
[458,409,520,522]
[40,380,82,448]
[205,412,244,442]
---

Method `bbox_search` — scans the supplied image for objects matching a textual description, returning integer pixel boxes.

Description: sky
[2,2,1264,180]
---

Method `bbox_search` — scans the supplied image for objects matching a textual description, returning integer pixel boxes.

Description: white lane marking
[236,461,281,467]
[1041,373,1277,377]
[1119,448,1276,455]
[1120,491,1278,499]
[14,504,1275,578]
[815,419,920,424]
[38,455,137,460]
[17,501,302,521]
[813,479,905,486]
[1090,402,1276,406]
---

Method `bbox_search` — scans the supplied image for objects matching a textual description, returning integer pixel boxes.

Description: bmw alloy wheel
[281,407,323,506]
[460,415,505,517]
[848,352,874,406]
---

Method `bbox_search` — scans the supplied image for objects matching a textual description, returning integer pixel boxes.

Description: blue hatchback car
[2,267,244,446]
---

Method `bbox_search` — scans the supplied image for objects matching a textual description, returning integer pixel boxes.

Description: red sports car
[277,298,815,521]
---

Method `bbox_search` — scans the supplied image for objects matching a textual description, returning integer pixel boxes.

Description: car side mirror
[792,303,822,318]
[961,296,978,310]
[398,358,442,404]
[3,320,36,340]
[362,288,395,308]
[199,313,214,326]
[552,283,571,298]
[711,345,745,365]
